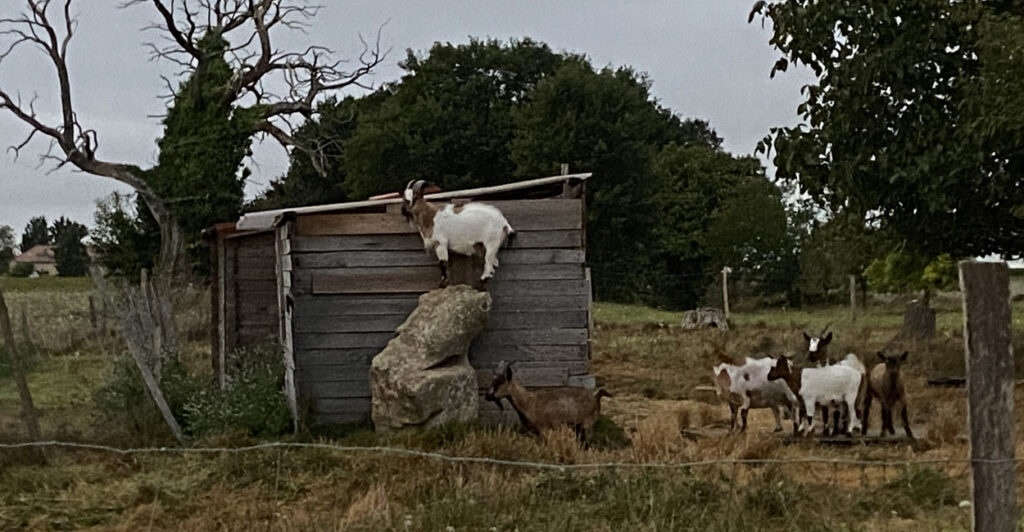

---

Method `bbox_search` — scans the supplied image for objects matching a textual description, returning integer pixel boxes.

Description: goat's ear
[822,332,832,344]
[504,364,513,380]
[877,351,886,361]
[899,351,909,362]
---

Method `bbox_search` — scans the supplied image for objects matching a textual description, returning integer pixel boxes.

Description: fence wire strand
[1,440,1019,471]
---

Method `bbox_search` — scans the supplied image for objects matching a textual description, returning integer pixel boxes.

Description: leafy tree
[864,251,958,302]
[512,59,716,303]
[19,216,50,252]
[0,225,14,274]
[792,210,879,304]
[92,193,160,278]
[702,176,797,303]
[50,217,89,277]
[649,144,764,306]
[752,0,1024,260]
[344,38,565,200]
[251,97,364,210]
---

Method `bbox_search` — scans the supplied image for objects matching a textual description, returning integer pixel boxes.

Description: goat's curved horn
[495,360,508,374]
[819,322,832,336]
[411,179,427,197]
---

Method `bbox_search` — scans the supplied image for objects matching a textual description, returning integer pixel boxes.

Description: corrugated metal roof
[235,173,591,232]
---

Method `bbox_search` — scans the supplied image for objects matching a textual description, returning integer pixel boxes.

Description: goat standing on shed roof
[401,180,515,289]
[862,351,914,439]
[484,361,610,442]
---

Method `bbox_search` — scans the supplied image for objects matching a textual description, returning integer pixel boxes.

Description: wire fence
[0,439,1017,472]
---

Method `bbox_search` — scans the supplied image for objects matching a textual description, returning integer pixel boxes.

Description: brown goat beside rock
[484,361,610,442]
[862,351,914,439]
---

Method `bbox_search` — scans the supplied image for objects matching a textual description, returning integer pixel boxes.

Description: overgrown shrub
[183,344,291,437]
[0,343,41,378]
[93,354,202,442]
[9,263,35,278]
[95,344,290,440]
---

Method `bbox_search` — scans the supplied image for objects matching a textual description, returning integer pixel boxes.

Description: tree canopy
[258,38,786,309]
[50,217,90,277]
[19,216,50,253]
[752,0,1024,259]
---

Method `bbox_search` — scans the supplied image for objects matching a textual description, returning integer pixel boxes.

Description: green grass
[0,275,94,292]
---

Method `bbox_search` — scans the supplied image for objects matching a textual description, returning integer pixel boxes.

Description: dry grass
[1,291,1019,530]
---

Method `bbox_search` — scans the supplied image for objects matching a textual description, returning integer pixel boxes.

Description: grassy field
[1,280,1021,530]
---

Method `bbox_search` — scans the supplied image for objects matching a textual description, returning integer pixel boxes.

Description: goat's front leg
[434,244,450,287]
[901,405,914,440]
[861,393,873,436]
[771,406,783,432]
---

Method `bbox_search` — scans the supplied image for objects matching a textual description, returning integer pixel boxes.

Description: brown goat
[484,361,610,442]
[862,351,914,439]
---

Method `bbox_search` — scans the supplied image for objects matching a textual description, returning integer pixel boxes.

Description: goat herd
[714,328,914,439]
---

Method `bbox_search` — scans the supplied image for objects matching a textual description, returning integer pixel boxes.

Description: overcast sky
[0,0,814,238]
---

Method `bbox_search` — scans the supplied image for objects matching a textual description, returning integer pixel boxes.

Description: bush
[9,263,35,278]
[183,344,291,438]
[0,343,41,378]
[93,354,202,442]
[95,344,290,440]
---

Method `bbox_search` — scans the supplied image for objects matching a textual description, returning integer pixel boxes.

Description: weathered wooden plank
[291,293,588,317]
[297,365,371,383]
[294,332,396,350]
[304,265,584,295]
[475,366,568,388]
[469,344,589,363]
[294,296,419,317]
[295,348,379,367]
[296,200,582,236]
[472,328,588,346]
[304,275,588,297]
[237,247,277,261]
[237,280,277,294]
[960,261,1017,532]
[487,311,588,330]
[292,248,584,269]
[291,230,582,253]
[236,267,277,281]
[300,379,371,398]
[292,310,588,334]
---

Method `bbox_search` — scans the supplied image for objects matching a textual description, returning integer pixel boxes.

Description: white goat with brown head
[401,180,514,289]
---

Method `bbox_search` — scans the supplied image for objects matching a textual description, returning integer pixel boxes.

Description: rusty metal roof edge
[236,172,591,232]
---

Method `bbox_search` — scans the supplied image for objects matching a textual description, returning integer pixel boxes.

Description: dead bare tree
[0,0,384,441]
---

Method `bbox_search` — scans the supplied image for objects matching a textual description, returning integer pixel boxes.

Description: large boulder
[370,285,490,433]
[680,307,729,330]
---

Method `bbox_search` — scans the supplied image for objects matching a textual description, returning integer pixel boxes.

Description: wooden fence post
[849,275,857,324]
[0,286,43,447]
[959,261,1016,532]
[721,266,731,321]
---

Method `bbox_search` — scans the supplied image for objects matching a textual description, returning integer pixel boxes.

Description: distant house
[11,244,57,275]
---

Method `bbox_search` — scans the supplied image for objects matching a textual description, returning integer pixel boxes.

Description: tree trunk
[0,285,44,451]
[900,297,936,340]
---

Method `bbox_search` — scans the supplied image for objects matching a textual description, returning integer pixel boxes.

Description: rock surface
[680,307,729,330]
[370,285,490,432]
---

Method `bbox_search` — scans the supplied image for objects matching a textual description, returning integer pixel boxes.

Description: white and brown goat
[401,180,515,289]
[862,351,914,439]
[484,361,610,442]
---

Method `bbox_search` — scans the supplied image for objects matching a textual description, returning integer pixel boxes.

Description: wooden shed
[208,173,594,426]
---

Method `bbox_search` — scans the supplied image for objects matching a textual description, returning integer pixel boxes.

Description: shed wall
[218,232,278,354]
[289,198,591,425]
